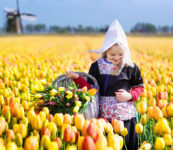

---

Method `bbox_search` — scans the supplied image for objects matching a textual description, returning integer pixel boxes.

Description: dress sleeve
[130,63,144,88]
[87,61,99,87]
[129,86,144,102]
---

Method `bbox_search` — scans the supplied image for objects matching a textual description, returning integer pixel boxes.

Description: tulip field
[0,35,173,150]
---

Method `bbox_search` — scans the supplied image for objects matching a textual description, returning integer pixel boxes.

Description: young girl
[65,19,144,150]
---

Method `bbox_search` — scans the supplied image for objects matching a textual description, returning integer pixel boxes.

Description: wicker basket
[51,72,99,120]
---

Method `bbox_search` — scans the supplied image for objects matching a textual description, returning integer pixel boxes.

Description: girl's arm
[65,71,91,89]
[129,86,144,102]
[73,62,99,90]
[73,76,91,90]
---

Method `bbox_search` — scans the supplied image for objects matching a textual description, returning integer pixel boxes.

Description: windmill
[4,0,36,34]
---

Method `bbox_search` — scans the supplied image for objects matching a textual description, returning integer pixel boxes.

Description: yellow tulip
[163,134,171,146]
[82,86,87,93]
[47,122,57,134]
[58,87,65,92]
[73,106,79,113]
[166,103,173,117]
[53,113,64,127]
[75,101,82,107]
[6,142,18,150]
[40,135,50,149]
[135,123,143,134]
[0,95,5,106]
[33,93,42,99]
[39,111,46,122]
[50,89,58,96]
[18,124,28,138]
[17,106,25,120]
[31,115,42,131]
[121,128,128,137]
[84,96,90,102]
[42,107,49,116]
[107,133,121,150]
[66,145,77,150]
[95,136,107,150]
[140,114,148,125]
[105,122,113,134]
[155,137,165,150]
[77,136,84,150]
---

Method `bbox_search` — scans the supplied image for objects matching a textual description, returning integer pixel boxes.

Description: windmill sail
[21,13,36,21]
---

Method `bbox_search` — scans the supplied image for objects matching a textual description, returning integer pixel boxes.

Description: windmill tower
[4,0,36,34]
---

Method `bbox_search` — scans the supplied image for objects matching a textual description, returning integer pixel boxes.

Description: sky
[0,0,173,32]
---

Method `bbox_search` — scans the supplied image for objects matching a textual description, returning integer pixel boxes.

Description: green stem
[143,124,145,141]
[139,134,142,146]
[150,119,153,146]
[152,119,155,147]
[124,136,127,150]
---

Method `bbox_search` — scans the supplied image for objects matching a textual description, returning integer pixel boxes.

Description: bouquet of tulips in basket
[32,82,97,115]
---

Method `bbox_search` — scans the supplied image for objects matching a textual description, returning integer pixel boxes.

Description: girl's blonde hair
[99,43,128,76]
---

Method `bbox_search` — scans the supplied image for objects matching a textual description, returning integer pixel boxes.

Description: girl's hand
[115,89,133,102]
[65,71,79,79]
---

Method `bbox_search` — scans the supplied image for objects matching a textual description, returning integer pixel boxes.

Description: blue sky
[0,0,173,32]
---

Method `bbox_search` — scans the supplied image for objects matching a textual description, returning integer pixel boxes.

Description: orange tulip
[41,127,51,138]
[53,137,62,149]
[0,117,6,136]
[148,97,156,107]
[157,99,167,109]
[82,136,96,150]
[6,129,15,141]
[64,126,76,144]
[137,100,147,114]
[10,102,19,117]
[111,119,124,134]
[18,123,28,138]
[153,106,163,121]
[161,105,168,118]
[78,136,84,150]
[147,90,153,99]
[74,114,85,131]
[2,105,10,116]
[63,114,71,125]
[147,106,154,119]
[24,136,39,150]
[82,123,98,143]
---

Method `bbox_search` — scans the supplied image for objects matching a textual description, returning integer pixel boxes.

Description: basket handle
[51,72,99,89]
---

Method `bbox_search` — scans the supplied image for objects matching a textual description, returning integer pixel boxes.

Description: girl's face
[106,44,124,65]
